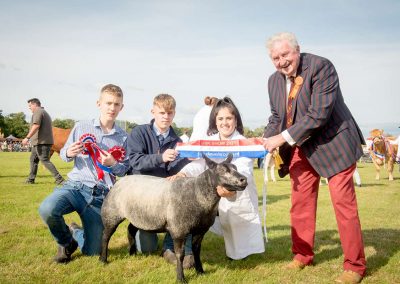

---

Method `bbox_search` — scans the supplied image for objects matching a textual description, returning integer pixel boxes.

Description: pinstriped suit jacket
[264,53,365,178]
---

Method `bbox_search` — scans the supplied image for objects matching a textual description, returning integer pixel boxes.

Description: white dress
[180,131,265,259]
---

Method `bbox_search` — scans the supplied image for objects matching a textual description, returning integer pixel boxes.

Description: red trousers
[289,147,366,276]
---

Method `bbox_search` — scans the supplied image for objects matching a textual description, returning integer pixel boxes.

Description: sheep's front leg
[173,238,186,283]
[192,233,205,274]
[99,216,124,263]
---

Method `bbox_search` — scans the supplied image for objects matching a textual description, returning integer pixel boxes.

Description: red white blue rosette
[80,133,97,154]
[79,133,126,181]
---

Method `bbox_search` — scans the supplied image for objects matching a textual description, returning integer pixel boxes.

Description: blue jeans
[38,180,108,255]
[135,230,193,255]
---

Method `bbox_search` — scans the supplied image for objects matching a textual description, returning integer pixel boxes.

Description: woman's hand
[216,185,236,198]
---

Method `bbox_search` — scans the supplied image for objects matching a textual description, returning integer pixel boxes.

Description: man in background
[22,98,64,185]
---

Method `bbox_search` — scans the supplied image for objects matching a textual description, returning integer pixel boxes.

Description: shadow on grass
[0,175,28,178]
[359,182,391,187]
[96,225,399,278]
[249,226,400,276]
[312,228,399,276]
[258,194,290,207]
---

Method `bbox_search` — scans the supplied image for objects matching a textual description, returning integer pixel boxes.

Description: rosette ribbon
[79,134,126,181]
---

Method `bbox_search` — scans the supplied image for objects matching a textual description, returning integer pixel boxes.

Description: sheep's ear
[225,153,233,163]
[202,153,217,169]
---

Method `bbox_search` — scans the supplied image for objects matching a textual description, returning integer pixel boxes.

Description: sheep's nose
[239,177,247,185]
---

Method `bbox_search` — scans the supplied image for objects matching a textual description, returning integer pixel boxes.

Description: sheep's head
[203,153,248,191]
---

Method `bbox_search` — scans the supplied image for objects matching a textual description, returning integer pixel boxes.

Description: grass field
[0,152,399,283]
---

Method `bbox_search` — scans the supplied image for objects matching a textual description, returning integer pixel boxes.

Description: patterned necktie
[286,76,295,128]
[158,134,165,146]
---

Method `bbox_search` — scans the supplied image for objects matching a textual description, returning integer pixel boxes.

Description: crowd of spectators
[1,140,31,152]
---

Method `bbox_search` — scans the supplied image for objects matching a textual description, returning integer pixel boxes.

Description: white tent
[5,135,19,141]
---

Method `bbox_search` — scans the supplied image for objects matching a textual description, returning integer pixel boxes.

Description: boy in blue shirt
[126,94,193,268]
[39,84,129,263]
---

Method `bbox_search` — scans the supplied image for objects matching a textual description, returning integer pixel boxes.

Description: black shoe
[278,165,289,178]
[183,254,195,269]
[53,239,78,263]
[25,179,35,184]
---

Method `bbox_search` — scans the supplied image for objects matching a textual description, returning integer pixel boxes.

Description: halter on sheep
[99,153,247,283]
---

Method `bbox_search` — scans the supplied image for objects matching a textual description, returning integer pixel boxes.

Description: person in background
[353,167,362,187]
[39,84,129,263]
[22,98,64,185]
[190,96,218,141]
[390,128,400,165]
[170,96,265,260]
[262,32,366,283]
[126,94,193,268]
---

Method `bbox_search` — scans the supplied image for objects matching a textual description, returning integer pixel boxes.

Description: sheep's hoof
[177,277,187,284]
[99,256,108,264]
[128,244,137,255]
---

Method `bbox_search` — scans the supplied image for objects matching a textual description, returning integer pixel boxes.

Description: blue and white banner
[176,138,268,159]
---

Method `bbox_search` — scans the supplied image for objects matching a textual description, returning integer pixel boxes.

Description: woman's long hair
[207,96,244,136]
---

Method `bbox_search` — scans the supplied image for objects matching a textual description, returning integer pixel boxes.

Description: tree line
[0,110,266,139]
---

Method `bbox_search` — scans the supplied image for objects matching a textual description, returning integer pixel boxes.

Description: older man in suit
[263,32,366,283]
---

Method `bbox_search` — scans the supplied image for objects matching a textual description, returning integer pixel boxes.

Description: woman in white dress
[172,97,265,260]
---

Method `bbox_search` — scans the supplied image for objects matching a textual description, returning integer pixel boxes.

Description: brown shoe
[335,270,363,284]
[183,254,195,269]
[163,249,177,265]
[53,239,78,263]
[285,259,306,270]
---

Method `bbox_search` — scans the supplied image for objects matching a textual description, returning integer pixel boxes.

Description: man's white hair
[266,32,299,55]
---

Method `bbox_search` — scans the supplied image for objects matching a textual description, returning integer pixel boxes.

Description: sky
[1,0,400,137]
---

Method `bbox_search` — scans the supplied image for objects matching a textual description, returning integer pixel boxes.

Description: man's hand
[99,151,117,167]
[66,142,84,158]
[216,185,236,198]
[22,138,29,146]
[162,149,179,162]
[263,134,286,152]
[22,124,39,146]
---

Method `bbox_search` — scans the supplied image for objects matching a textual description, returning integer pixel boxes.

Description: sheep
[99,153,247,283]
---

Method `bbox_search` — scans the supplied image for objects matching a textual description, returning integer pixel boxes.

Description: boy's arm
[167,157,191,176]
[127,127,164,171]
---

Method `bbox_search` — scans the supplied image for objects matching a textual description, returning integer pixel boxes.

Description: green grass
[0,152,399,283]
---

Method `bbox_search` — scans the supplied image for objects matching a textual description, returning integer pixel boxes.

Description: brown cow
[369,129,398,181]
[50,127,72,157]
